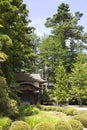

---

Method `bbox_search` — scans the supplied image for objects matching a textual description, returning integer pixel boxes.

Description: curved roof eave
[19,82,41,90]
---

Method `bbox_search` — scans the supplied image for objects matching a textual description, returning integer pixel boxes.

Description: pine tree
[69,52,87,106]
[0,0,34,83]
[55,62,68,104]
[45,3,87,73]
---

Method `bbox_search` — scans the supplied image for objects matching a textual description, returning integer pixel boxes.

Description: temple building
[15,72,46,105]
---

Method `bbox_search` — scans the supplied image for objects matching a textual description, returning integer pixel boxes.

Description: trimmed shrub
[40,106,53,111]
[69,118,83,130]
[50,106,58,111]
[55,112,66,118]
[40,105,63,112]
[9,121,31,130]
[33,122,55,130]
[55,119,72,130]
[62,106,79,116]
[73,114,87,127]
[77,110,87,116]
[0,117,11,130]
[0,126,2,130]
[25,112,58,129]
[56,106,63,112]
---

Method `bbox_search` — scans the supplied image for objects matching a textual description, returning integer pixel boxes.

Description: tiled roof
[15,72,47,83]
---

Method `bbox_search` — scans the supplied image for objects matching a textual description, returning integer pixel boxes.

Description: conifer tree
[0,0,34,83]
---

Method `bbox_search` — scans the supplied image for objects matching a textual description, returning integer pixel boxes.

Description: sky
[23,0,87,36]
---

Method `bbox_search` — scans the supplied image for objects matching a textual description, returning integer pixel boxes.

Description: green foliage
[41,88,54,105]
[38,3,87,105]
[7,99,19,119]
[73,114,87,127]
[69,53,87,106]
[0,0,36,118]
[40,105,80,116]
[33,122,55,130]
[55,112,66,118]
[0,0,34,83]
[40,105,56,111]
[0,76,10,115]
[9,121,31,130]
[0,117,11,130]
[0,34,12,47]
[56,106,63,112]
[77,110,87,116]
[69,118,83,130]
[0,34,13,82]
[40,105,63,112]
[39,36,65,82]
[55,118,72,130]
[62,106,79,116]
[19,105,39,117]
[29,33,41,72]
[45,3,87,74]
[0,52,7,62]
[25,111,58,129]
[0,76,19,118]
[0,34,19,118]
[0,126,2,130]
[55,62,68,103]
[45,3,72,28]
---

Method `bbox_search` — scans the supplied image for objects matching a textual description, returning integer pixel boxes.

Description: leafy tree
[39,3,87,104]
[39,36,65,81]
[0,76,18,118]
[45,3,87,73]
[41,88,54,105]
[0,0,34,83]
[69,52,87,106]
[28,32,41,73]
[55,62,68,104]
[0,34,18,117]
[0,24,10,62]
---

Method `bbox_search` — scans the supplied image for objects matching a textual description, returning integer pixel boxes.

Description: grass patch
[25,111,58,129]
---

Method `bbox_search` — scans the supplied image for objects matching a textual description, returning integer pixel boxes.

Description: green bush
[0,77,19,119]
[40,106,53,111]
[32,107,40,115]
[49,106,55,111]
[9,121,31,130]
[56,106,63,112]
[19,105,39,116]
[69,118,83,130]
[25,112,58,129]
[7,99,19,119]
[40,105,63,112]
[0,126,2,130]
[55,112,66,118]
[62,106,79,116]
[73,114,87,127]
[77,110,87,116]
[33,122,55,130]
[55,119,72,130]
[0,117,11,130]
